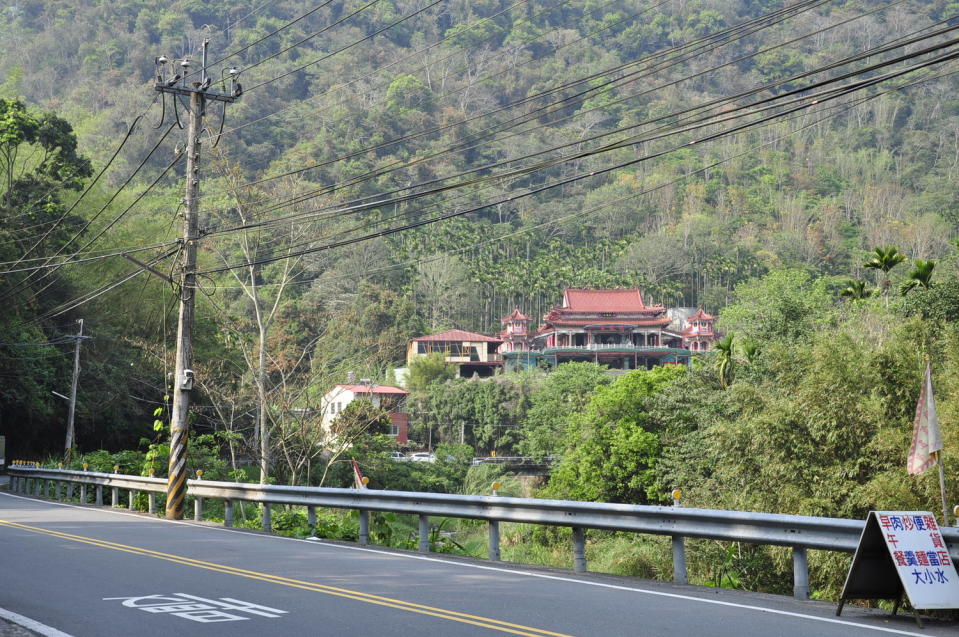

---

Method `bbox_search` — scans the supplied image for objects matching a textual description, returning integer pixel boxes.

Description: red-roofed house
[503,288,691,371]
[407,329,504,377]
[320,383,409,443]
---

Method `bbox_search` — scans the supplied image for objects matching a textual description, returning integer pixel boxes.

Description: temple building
[407,329,503,377]
[401,290,720,378]
[501,289,718,372]
[678,307,719,352]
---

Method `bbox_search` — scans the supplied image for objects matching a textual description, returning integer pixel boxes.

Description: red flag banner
[352,459,367,489]
[908,362,944,475]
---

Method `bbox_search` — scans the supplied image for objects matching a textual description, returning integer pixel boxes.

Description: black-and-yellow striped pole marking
[165,424,189,519]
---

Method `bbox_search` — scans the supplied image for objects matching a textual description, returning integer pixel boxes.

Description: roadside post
[671,489,688,585]
[489,481,501,561]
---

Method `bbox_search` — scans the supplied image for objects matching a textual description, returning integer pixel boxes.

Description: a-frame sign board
[837,511,959,626]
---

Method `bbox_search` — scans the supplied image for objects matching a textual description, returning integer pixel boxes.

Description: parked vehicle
[389,451,408,461]
[409,452,436,463]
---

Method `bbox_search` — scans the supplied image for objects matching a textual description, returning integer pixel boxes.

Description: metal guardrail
[470,456,559,467]
[7,466,959,601]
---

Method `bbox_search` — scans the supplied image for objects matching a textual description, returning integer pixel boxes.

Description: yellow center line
[0,519,572,637]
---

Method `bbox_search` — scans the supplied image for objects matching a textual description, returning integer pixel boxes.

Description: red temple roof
[501,307,531,323]
[561,289,661,312]
[411,329,503,343]
[689,308,716,321]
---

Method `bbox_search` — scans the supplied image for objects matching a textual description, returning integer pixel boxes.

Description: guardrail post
[128,490,136,510]
[307,505,316,530]
[95,485,103,507]
[418,515,430,553]
[79,483,87,504]
[43,479,51,498]
[262,503,272,532]
[34,478,42,496]
[148,492,156,514]
[54,480,62,501]
[572,526,587,573]
[224,499,234,527]
[194,470,204,521]
[488,520,501,561]
[792,547,810,600]
[672,536,688,584]
[359,510,369,545]
[111,466,119,507]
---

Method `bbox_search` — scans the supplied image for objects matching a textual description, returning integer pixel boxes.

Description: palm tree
[839,279,871,301]
[901,259,935,295]
[715,333,734,388]
[740,338,760,365]
[863,245,906,296]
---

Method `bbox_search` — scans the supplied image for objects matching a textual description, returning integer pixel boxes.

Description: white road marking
[0,491,937,636]
[0,606,75,637]
[102,593,287,623]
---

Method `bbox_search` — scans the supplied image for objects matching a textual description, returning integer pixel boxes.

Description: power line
[243,0,447,94]
[0,144,184,304]
[5,110,153,270]
[198,46,959,276]
[207,17,956,241]
[209,0,675,192]
[208,62,959,295]
[202,0,339,77]
[200,0,836,219]
[0,122,179,300]
[236,0,393,81]
[0,241,179,275]
[19,247,180,328]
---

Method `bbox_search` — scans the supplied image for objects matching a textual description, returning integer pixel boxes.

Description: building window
[389,424,399,436]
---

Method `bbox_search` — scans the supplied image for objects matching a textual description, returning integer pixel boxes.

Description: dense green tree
[546,365,685,504]
[518,362,611,458]
[406,352,456,392]
[718,269,834,343]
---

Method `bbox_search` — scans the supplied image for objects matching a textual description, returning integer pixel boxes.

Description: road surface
[0,491,954,636]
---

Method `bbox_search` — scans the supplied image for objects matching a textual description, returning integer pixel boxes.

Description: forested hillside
[1,0,958,515]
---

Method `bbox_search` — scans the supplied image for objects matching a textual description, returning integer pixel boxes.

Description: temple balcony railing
[542,344,683,353]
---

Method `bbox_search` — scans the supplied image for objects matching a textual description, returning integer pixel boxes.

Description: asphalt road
[0,491,955,637]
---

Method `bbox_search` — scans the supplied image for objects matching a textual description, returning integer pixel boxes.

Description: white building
[319,384,410,443]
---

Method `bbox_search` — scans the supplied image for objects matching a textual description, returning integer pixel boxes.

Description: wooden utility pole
[63,318,84,464]
[154,41,240,519]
